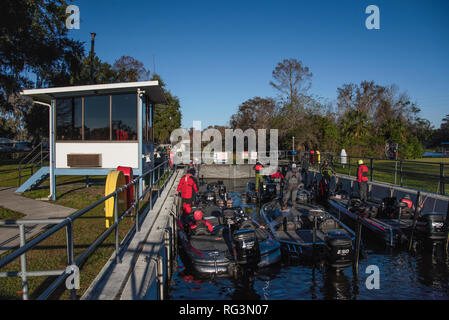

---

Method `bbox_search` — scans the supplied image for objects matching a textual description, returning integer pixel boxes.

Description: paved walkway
[0,187,76,255]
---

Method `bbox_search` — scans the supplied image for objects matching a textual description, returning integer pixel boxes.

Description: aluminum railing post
[66,220,76,300]
[19,224,28,300]
[114,194,120,264]
[158,166,161,198]
[136,180,140,232]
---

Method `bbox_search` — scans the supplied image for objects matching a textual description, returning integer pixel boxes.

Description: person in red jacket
[253,161,264,192]
[399,194,415,214]
[190,210,214,234]
[356,160,369,202]
[177,168,199,207]
[270,168,285,197]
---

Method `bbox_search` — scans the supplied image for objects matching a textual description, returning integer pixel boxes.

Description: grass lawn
[0,207,26,220]
[0,179,147,300]
[0,162,37,188]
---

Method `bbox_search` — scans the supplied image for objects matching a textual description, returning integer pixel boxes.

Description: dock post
[354,216,362,275]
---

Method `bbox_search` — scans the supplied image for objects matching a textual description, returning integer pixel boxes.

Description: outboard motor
[380,197,397,218]
[223,208,236,226]
[262,181,277,201]
[297,188,311,203]
[203,190,216,204]
[324,230,354,270]
[415,212,447,241]
[216,181,227,199]
[233,229,261,267]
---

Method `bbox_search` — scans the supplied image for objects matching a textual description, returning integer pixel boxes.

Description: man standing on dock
[356,160,369,202]
[177,168,199,210]
[253,161,264,192]
[283,163,301,207]
[319,160,335,199]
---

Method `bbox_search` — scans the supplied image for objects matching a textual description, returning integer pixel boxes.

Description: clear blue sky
[68,0,449,129]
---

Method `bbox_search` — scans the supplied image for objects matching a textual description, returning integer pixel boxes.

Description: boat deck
[276,228,348,244]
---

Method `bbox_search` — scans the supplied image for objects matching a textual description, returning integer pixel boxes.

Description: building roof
[21,81,167,104]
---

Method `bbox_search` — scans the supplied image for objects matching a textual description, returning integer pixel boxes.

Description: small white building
[18,81,166,200]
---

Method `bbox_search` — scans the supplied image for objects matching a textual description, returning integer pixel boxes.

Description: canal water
[168,179,449,300]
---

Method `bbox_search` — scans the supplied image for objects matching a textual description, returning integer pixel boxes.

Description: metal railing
[295,151,448,196]
[0,159,175,300]
[17,142,49,186]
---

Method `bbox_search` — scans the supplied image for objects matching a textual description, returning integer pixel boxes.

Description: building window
[56,98,82,140]
[111,94,138,141]
[84,95,110,140]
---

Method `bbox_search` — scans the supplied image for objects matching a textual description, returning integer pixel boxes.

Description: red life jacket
[190,220,214,233]
[183,202,192,214]
[400,198,413,209]
[270,171,284,179]
[177,174,198,199]
[357,165,369,182]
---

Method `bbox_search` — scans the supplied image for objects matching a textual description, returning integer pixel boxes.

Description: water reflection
[320,268,354,300]
[168,178,449,300]
[415,243,449,291]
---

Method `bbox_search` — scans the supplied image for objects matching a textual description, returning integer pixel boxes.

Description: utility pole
[292,136,295,162]
[90,33,96,84]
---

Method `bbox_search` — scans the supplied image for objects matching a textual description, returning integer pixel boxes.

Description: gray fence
[298,152,448,196]
[307,169,449,214]
[0,160,174,300]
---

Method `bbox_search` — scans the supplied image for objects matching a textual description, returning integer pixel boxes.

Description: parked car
[13,141,33,152]
[0,138,14,153]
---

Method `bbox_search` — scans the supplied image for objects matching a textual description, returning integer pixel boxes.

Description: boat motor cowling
[324,231,354,270]
[204,190,216,203]
[233,229,261,266]
[415,212,447,241]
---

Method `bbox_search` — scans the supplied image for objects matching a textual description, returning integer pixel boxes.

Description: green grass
[0,180,147,300]
[0,207,26,220]
[0,162,37,188]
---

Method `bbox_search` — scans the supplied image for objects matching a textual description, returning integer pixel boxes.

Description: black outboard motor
[233,229,261,267]
[223,208,236,227]
[324,231,354,270]
[262,180,277,201]
[216,181,227,199]
[415,212,447,241]
[203,190,216,204]
[380,197,397,218]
